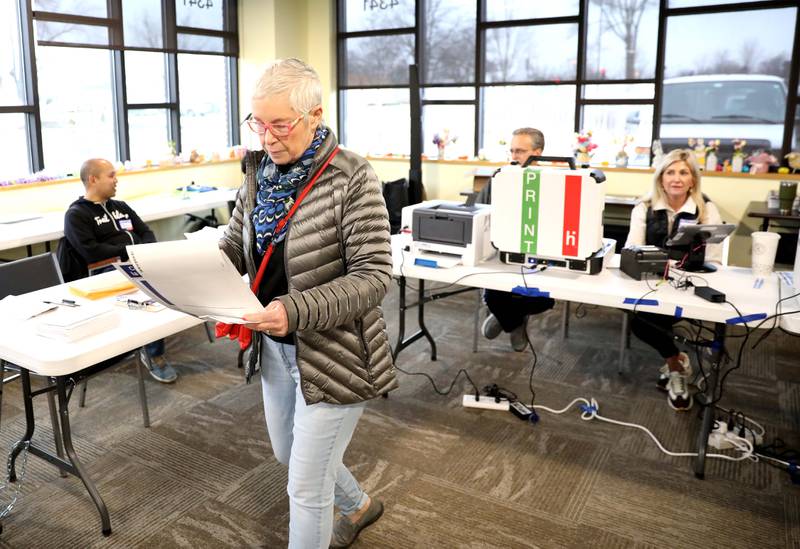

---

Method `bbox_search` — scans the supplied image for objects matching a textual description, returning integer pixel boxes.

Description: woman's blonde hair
[646,148,706,221]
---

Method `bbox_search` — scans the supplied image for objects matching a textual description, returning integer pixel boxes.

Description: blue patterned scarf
[252,127,328,255]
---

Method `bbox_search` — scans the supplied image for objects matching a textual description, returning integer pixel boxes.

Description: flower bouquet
[574,130,597,165]
[731,139,747,172]
[704,139,720,171]
[432,129,457,159]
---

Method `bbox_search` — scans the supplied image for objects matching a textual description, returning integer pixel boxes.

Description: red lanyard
[250,146,340,293]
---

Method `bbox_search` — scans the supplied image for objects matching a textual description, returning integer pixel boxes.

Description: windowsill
[364,155,800,180]
[0,157,242,192]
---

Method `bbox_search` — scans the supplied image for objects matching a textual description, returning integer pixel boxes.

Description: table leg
[392,277,437,361]
[54,377,112,536]
[693,322,726,479]
[45,383,68,478]
[761,219,769,232]
[9,370,36,482]
[136,359,150,428]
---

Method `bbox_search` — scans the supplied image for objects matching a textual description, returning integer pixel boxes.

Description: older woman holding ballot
[625,148,722,412]
[219,58,396,548]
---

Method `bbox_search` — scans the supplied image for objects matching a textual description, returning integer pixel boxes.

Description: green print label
[520,169,540,254]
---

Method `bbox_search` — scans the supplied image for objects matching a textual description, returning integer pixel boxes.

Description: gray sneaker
[509,321,529,352]
[482,314,502,340]
[139,349,178,383]
[330,498,384,548]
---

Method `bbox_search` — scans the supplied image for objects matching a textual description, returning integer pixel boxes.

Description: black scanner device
[620,246,669,280]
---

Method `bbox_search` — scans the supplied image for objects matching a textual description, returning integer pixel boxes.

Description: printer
[401,199,493,267]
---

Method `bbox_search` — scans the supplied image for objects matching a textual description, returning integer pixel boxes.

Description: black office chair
[0,253,70,466]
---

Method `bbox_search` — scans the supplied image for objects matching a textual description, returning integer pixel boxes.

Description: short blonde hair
[253,58,321,116]
[648,148,706,221]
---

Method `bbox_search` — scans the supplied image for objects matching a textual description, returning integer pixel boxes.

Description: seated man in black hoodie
[60,158,177,383]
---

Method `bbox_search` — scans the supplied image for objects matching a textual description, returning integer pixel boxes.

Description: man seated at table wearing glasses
[58,158,178,383]
[475,127,556,352]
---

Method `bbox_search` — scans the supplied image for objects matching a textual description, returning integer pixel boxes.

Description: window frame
[7,0,239,176]
[336,0,800,164]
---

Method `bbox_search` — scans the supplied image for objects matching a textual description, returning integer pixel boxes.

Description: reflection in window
[341,88,409,156]
[178,53,230,154]
[176,0,224,30]
[482,85,576,159]
[424,0,475,85]
[128,109,170,163]
[123,0,163,49]
[37,47,117,173]
[582,104,653,167]
[0,114,30,179]
[484,24,578,82]
[126,51,167,104]
[33,0,107,17]
[586,0,658,80]
[423,104,474,159]
[0,0,25,105]
[341,0,415,33]
[485,0,579,21]
[35,21,109,45]
[344,35,415,86]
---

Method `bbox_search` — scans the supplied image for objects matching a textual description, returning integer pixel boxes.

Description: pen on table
[43,299,80,307]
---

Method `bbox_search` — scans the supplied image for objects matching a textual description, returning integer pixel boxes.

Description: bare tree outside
[598,0,655,79]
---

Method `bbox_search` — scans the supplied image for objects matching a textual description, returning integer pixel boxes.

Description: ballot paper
[36,302,118,342]
[114,239,262,324]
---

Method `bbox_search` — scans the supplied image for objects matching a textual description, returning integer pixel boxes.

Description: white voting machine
[490,165,612,274]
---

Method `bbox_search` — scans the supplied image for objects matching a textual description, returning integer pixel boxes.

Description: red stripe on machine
[562,175,582,256]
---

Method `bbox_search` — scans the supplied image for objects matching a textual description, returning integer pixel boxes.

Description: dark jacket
[60,197,155,281]
[219,128,398,405]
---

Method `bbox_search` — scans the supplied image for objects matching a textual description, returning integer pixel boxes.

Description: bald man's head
[80,158,118,202]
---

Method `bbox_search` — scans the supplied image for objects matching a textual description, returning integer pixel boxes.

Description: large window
[337,0,800,168]
[1,0,238,179]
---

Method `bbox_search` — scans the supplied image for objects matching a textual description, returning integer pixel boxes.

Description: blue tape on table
[414,258,438,268]
[511,286,550,298]
[725,312,768,325]
[675,306,683,318]
[623,297,659,306]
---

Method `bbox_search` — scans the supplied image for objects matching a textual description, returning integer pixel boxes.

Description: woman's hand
[243,300,289,336]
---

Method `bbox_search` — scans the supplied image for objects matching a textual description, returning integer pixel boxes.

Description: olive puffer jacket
[219,128,398,405]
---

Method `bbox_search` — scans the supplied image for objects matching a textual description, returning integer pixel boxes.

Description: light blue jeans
[259,335,368,549]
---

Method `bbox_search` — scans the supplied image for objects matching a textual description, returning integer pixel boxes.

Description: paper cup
[751,231,780,277]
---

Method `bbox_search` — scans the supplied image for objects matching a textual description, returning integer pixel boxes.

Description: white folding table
[390,234,799,478]
[0,273,202,536]
[0,188,238,256]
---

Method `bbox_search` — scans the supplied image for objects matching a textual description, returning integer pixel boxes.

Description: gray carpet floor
[0,281,798,548]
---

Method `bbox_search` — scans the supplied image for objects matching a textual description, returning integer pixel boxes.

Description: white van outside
[657,74,788,154]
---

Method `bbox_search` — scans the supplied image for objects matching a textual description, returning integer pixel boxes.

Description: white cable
[755,452,791,467]
[533,397,755,462]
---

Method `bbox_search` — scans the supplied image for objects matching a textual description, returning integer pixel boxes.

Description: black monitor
[665,223,735,272]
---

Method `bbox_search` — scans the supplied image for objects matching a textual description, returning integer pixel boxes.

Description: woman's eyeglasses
[243,113,304,137]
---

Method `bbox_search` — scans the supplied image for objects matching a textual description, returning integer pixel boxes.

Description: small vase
[705,152,717,172]
[437,145,446,160]
[732,155,743,173]
[577,152,591,165]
